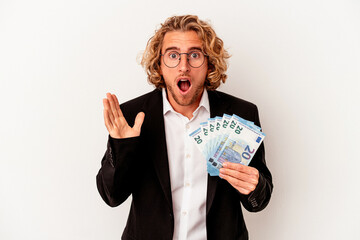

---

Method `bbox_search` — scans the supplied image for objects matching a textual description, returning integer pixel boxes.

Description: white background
[1,0,359,239]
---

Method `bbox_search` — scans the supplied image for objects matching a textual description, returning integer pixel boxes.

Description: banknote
[190,114,265,176]
[189,125,217,175]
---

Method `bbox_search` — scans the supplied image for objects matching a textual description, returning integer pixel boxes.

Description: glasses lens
[188,51,204,68]
[164,51,180,68]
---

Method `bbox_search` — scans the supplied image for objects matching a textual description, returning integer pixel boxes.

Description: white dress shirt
[162,88,210,240]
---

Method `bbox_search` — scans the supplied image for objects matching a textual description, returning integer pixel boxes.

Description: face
[160,30,208,111]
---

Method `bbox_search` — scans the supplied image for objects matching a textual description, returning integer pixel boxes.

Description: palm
[110,116,141,139]
[103,93,145,139]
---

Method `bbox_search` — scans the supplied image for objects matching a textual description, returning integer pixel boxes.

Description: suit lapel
[143,89,173,212]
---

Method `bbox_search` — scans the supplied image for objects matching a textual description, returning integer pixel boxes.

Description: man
[97,15,273,240]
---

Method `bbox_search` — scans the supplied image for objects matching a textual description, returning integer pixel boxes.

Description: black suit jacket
[97,89,273,240]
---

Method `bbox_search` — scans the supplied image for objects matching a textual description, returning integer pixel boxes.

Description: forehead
[161,30,203,52]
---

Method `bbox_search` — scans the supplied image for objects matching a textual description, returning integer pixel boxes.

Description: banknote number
[203,128,208,136]
[230,121,236,129]
[242,145,255,160]
[223,120,229,128]
[194,136,203,144]
[210,124,214,132]
[235,126,243,134]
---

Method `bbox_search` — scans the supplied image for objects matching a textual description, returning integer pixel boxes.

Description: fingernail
[223,162,228,167]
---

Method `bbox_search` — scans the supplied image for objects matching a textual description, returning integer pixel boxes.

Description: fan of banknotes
[189,114,266,176]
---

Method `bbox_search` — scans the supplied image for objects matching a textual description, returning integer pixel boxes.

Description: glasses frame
[160,50,208,68]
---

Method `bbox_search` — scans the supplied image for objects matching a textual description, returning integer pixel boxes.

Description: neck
[172,103,198,120]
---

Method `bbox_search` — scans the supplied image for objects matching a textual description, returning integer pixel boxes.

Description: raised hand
[103,93,145,139]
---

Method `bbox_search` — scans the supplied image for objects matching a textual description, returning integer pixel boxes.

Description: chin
[174,93,198,107]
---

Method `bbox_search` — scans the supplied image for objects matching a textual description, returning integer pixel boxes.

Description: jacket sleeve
[96,135,141,207]
[239,106,273,212]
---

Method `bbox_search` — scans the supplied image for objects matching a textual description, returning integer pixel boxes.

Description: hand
[219,162,259,195]
[103,92,145,139]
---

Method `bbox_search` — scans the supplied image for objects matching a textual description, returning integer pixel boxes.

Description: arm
[96,93,145,207]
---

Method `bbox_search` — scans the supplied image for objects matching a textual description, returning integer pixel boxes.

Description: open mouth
[177,78,191,94]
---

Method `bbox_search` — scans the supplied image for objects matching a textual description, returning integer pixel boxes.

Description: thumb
[133,112,145,132]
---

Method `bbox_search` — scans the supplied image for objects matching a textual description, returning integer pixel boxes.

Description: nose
[178,55,190,73]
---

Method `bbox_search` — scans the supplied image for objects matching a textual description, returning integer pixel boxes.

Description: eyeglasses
[160,50,208,68]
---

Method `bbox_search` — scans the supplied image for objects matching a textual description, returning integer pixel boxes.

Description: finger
[106,94,130,128]
[223,162,258,175]
[112,94,124,118]
[223,180,249,195]
[221,172,255,190]
[133,112,145,132]
[103,109,113,131]
[220,168,258,185]
[112,94,128,127]
[103,98,115,124]
[106,93,119,118]
[220,173,256,194]
[234,186,250,195]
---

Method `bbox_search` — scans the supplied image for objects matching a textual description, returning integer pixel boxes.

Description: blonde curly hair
[141,15,230,90]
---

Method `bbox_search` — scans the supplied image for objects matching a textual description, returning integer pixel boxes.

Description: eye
[168,51,179,59]
[190,51,201,59]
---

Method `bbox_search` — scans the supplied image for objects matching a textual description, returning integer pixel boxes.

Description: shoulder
[120,88,161,110]
[209,90,258,110]
[120,89,162,113]
[208,90,261,124]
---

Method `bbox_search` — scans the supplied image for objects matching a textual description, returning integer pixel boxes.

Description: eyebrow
[163,46,203,53]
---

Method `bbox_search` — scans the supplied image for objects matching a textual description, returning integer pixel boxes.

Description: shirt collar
[162,88,210,116]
